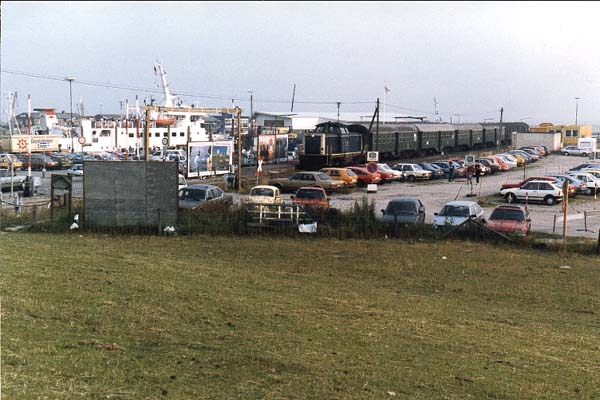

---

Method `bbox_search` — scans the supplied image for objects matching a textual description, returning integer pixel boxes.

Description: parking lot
[10,153,600,238]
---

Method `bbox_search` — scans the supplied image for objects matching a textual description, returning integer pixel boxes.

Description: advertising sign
[187,141,233,178]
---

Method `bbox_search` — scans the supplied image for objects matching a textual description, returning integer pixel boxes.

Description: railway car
[298,120,515,170]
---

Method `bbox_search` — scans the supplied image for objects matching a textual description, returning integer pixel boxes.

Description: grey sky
[2,1,599,125]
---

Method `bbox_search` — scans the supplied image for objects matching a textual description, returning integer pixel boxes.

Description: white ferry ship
[75,63,214,154]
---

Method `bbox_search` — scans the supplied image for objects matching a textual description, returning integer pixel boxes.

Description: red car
[291,186,329,209]
[347,166,382,186]
[500,176,576,196]
[486,205,531,236]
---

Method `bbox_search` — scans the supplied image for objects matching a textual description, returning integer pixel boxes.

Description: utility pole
[65,77,76,152]
[337,102,341,122]
[562,179,569,239]
[376,98,380,151]
[144,108,150,161]
[237,108,242,191]
[290,83,296,112]
[500,107,504,124]
[575,97,581,125]
[434,97,439,121]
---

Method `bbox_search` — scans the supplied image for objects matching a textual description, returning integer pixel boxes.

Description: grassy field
[1,232,599,399]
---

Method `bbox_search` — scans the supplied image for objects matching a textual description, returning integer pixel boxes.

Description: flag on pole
[384,83,390,94]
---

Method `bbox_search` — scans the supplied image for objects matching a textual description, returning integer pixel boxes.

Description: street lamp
[575,97,581,125]
[65,77,76,152]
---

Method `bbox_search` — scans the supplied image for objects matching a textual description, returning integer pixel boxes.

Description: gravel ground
[13,153,600,238]
[272,154,600,238]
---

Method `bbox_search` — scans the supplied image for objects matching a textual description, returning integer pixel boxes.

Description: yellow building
[530,123,592,146]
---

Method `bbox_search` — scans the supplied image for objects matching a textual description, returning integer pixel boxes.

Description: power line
[1,68,375,106]
[2,68,501,117]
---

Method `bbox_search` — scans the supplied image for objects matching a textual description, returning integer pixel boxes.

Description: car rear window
[251,188,274,197]
[490,209,525,222]
[386,201,417,213]
[439,205,469,217]
[296,189,325,199]
[180,189,206,201]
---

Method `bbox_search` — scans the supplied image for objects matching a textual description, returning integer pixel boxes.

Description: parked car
[508,150,535,164]
[178,184,233,210]
[67,164,84,176]
[496,153,520,168]
[486,205,531,236]
[476,158,499,175]
[500,175,556,191]
[0,168,26,191]
[433,200,485,229]
[358,163,403,183]
[381,197,425,225]
[393,163,432,181]
[248,185,282,204]
[320,167,359,186]
[347,166,382,186]
[570,162,600,171]
[17,153,59,170]
[548,174,584,195]
[566,171,600,195]
[376,163,404,182]
[49,153,73,169]
[500,180,563,205]
[178,174,188,190]
[0,153,23,170]
[269,171,345,193]
[418,163,445,179]
[561,146,590,157]
[501,175,575,197]
[291,186,329,209]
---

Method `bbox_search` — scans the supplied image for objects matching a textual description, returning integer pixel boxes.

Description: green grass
[2,233,600,399]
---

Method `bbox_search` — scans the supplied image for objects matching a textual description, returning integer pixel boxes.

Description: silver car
[433,200,485,229]
[561,146,590,156]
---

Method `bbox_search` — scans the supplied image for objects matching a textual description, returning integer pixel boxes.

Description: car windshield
[386,201,417,214]
[251,188,274,197]
[490,208,526,222]
[439,205,470,217]
[378,164,392,171]
[345,169,357,176]
[317,172,332,180]
[296,189,325,199]
[180,188,206,201]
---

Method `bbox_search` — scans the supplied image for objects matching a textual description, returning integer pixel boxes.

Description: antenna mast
[290,83,296,112]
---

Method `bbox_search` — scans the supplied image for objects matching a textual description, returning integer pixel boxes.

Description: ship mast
[154,62,177,107]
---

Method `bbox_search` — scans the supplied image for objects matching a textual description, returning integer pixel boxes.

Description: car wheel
[544,195,556,206]
[505,193,518,203]
[407,175,416,182]
[586,187,594,195]
[582,152,588,157]
[564,152,569,156]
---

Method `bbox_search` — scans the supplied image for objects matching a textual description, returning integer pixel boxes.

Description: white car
[500,180,563,205]
[433,200,485,229]
[178,174,188,190]
[377,163,404,182]
[248,185,282,204]
[561,146,590,156]
[393,163,432,181]
[566,171,600,195]
[67,164,84,176]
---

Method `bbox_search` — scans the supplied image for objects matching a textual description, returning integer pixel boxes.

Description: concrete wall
[514,132,562,151]
[84,161,177,228]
